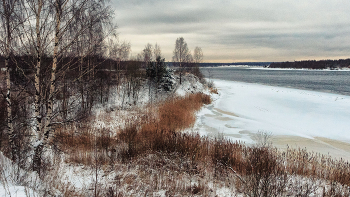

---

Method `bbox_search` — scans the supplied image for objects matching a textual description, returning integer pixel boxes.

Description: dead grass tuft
[210,87,218,94]
[157,93,211,131]
[283,147,350,187]
[55,125,118,166]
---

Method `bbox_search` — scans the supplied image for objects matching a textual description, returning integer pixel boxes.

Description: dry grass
[157,93,211,131]
[283,147,350,187]
[117,93,214,160]
[54,91,350,195]
[210,87,218,94]
[54,124,118,166]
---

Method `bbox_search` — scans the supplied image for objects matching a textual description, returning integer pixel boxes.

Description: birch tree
[0,0,21,161]
[154,43,161,59]
[118,41,131,61]
[107,39,130,63]
[142,43,153,65]
[172,37,192,84]
[193,46,203,64]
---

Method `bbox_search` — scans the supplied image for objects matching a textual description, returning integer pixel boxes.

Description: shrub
[187,65,204,81]
[236,147,288,197]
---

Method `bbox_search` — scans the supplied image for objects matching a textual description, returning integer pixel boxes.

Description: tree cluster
[172,37,204,83]
[0,0,118,172]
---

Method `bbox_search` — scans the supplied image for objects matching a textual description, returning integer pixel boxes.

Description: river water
[200,67,350,96]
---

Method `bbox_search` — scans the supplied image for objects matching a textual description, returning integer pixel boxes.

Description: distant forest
[194,62,272,67]
[0,55,140,72]
[269,59,350,69]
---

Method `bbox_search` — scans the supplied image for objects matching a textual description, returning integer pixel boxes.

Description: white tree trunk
[2,0,16,161]
[43,0,61,144]
[5,40,15,160]
[33,0,43,172]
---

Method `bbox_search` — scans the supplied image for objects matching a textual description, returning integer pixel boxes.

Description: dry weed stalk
[210,87,218,94]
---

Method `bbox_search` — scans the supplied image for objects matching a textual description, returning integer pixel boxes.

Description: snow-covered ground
[0,152,39,197]
[194,79,350,161]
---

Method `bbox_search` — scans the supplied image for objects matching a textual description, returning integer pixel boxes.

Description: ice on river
[194,79,350,160]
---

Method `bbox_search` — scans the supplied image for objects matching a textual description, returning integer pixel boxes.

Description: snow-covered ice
[194,79,350,160]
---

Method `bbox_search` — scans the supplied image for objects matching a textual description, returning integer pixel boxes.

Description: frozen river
[194,68,350,161]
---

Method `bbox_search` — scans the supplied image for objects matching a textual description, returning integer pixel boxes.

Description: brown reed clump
[54,125,118,165]
[157,93,211,131]
[210,87,218,94]
[282,147,350,187]
[117,93,213,159]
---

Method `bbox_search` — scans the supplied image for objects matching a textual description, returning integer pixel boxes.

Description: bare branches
[0,0,117,171]
[172,37,193,84]
[193,46,203,64]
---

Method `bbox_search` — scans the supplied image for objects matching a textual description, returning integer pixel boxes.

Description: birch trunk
[2,0,16,161]
[78,41,85,109]
[34,0,43,138]
[33,0,43,172]
[5,32,15,161]
[43,0,61,143]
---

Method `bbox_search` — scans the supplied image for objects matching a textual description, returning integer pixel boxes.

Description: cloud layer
[111,0,350,62]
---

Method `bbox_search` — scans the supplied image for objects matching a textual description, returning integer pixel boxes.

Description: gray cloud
[110,0,350,62]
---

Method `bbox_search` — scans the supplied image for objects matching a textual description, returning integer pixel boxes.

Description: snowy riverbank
[194,79,350,161]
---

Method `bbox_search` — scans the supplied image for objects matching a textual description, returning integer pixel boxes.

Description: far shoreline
[199,65,350,71]
[248,66,350,71]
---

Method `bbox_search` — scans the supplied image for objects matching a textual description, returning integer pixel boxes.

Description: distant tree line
[269,59,350,69]
[193,62,272,67]
[0,55,141,73]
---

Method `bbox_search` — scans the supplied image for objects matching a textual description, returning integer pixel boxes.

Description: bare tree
[141,43,153,65]
[118,41,131,61]
[0,0,21,161]
[154,43,161,59]
[172,37,191,84]
[108,39,131,61]
[193,46,203,64]
[135,53,143,62]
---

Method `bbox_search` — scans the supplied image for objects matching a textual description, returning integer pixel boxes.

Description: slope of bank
[2,73,350,196]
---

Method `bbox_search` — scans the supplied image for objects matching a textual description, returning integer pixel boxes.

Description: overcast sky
[110,0,350,63]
